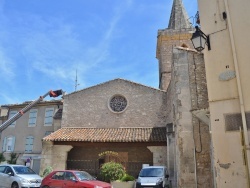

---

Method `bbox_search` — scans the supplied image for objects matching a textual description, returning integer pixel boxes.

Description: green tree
[7,153,18,164]
[0,153,6,163]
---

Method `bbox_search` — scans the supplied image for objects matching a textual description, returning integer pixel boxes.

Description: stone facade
[156,0,193,91]
[40,141,72,173]
[155,1,213,187]
[66,144,156,177]
[148,146,168,166]
[40,79,169,176]
[157,30,193,91]
[166,47,212,187]
[62,79,168,129]
[39,2,214,187]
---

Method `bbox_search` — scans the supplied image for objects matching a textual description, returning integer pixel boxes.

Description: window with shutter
[44,108,54,126]
[2,137,6,152]
[5,136,15,152]
[28,109,38,127]
[9,111,17,127]
[25,136,34,153]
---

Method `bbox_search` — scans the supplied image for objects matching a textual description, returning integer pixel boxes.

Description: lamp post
[191,26,211,52]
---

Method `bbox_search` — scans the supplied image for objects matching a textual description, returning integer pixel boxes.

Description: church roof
[65,78,165,96]
[168,0,192,30]
[43,127,166,142]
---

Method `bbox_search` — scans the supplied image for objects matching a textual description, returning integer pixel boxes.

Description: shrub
[0,153,6,163]
[120,173,135,182]
[100,162,125,182]
[7,153,18,164]
[42,166,53,177]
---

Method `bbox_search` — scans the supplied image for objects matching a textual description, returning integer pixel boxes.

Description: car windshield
[139,168,164,177]
[13,166,36,175]
[74,171,95,181]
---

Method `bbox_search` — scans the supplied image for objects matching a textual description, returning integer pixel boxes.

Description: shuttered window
[2,136,15,152]
[44,108,54,126]
[28,109,38,127]
[25,136,34,153]
[9,111,17,127]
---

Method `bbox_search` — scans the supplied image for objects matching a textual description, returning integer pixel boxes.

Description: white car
[0,164,42,188]
[135,166,170,188]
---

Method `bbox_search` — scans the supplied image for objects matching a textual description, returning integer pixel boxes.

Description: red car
[40,170,112,188]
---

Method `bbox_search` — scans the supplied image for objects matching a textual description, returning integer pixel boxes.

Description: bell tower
[156,0,193,90]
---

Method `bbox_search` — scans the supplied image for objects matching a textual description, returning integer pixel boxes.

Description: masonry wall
[167,48,212,188]
[62,79,168,129]
[156,29,193,90]
[188,50,212,187]
[67,145,153,177]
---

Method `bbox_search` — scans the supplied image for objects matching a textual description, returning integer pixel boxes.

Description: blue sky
[0,0,197,104]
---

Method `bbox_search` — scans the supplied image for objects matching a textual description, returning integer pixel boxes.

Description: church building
[40,0,213,187]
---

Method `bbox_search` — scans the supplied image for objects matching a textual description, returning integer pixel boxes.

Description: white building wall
[198,0,250,187]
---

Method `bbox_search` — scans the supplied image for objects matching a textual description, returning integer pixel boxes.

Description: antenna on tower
[75,69,80,91]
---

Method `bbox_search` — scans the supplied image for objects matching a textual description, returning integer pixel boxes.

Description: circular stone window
[109,95,127,113]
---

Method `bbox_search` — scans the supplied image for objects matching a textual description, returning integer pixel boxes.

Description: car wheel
[11,182,19,188]
[42,186,50,188]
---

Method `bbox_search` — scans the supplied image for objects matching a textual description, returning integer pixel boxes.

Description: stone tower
[156,0,193,90]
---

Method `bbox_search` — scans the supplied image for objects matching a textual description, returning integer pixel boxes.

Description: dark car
[40,170,112,188]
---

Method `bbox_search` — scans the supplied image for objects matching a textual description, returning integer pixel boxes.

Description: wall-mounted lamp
[191,26,211,52]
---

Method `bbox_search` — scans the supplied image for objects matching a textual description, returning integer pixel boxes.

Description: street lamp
[191,26,211,52]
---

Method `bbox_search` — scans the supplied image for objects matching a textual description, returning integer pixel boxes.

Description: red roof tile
[43,127,166,142]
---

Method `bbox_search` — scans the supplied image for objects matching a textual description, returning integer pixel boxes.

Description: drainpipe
[224,0,250,186]
[194,148,197,188]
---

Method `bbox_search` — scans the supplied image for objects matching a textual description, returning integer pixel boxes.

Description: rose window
[109,95,127,112]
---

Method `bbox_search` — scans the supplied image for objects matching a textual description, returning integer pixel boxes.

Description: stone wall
[62,79,168,129]
[187,49,212,187]
[156,29,193,90]
[40,141,72,175]
[67,144,154,177]
[148,146,168,166]
[166,47,212,188]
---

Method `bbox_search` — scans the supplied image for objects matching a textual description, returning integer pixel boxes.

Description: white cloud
[0,0,168,104]
[0,93,20,104]
[0,50,15,79]
[0,0,135,88]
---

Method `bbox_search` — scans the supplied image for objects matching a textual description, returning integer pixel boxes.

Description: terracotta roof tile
[43,127,166,142]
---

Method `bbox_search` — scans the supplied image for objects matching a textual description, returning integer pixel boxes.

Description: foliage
[100,161,125,182]
[0,153,6,163]
[7,153,18,164]
[120,173,135,182]
[41,166,53,177]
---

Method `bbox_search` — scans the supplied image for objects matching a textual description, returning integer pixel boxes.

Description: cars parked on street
[135,166,170,188]
[0,164,42,188]
[41,170,112,188]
